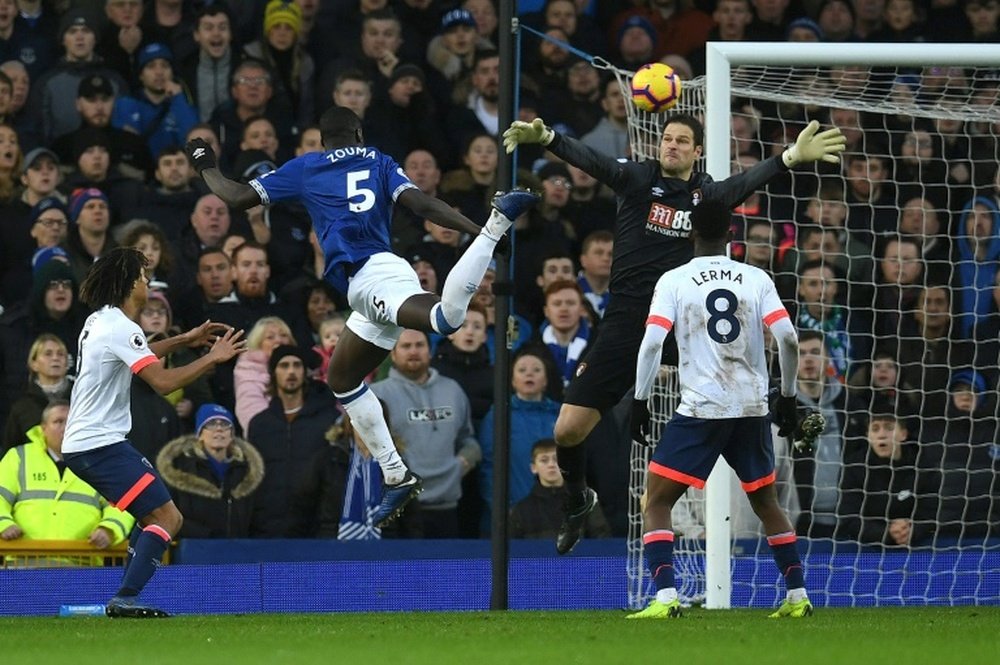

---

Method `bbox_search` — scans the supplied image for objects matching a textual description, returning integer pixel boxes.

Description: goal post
[699,41,1000,611]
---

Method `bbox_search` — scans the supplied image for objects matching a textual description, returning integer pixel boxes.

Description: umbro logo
[651,186,664,197]
[192,148,206,159]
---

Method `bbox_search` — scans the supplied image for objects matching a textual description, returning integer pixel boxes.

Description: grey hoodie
[799,377,846,525]
[371,367,481,508]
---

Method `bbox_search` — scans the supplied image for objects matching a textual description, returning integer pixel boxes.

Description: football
[630,63,682,113]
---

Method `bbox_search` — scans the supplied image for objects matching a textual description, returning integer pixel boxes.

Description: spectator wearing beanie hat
[242,0,315,129]
[155,402,265,538]
[615,15,657,69]
[111,42,199,162]
[33,8,128,144]
[62,127,144,226]
[0,257,89,434]
[608,2,713,61]
[63,187,118,283]
[28,197,69,250]
[246,343,340,537]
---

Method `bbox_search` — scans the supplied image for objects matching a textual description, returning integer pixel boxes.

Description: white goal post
[697,42,1000,610]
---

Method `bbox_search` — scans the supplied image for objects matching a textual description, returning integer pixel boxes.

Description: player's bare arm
[147,320,230,358]
[138,328,247,395]
[397,188,483,236]
[185,138,261,210]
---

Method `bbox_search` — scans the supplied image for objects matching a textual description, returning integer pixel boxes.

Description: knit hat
[195,403,235,436]
[73,127,112,162]
[59,8,97,40]
[786,17,824,41]
[29,196,68,226]
[264,0,302,37]
[137,42,173,70]
[618,15,657,47]
[949,369,987,393]
[32,255,76,293]
[69,187,109,223]
[537,161,571,182]
[78,73,114,99]
[31,246,70,274]
[389,63,426,87]
[268,344,312,378]
[441,8,477,32]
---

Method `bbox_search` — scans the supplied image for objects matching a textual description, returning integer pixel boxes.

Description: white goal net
[611,46,1000,609]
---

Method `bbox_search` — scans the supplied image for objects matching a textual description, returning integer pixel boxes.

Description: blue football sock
[116,525,170,597]
[767,531,805,591]
[643,530,675,591]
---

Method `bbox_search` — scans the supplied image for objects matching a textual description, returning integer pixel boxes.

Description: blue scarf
[541,318,591,386]
[956,196,1000,338]
[578,274,609,318]
[337,447,383,540]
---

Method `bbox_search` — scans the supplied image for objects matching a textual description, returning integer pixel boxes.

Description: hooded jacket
[370,367,481,508]
[955,196,1000,338]
[156,433,265,538]
[510,480,611,540]
[431,339,494,425]
[792,377,848,534]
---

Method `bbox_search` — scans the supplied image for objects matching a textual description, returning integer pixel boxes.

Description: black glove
[494,234,511,259]
[774,394,798,438]
[185,137,217,173]
[631,399,652,445]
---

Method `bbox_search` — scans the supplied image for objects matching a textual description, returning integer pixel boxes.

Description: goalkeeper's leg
[747,485,813,618]
[626,473,689,619]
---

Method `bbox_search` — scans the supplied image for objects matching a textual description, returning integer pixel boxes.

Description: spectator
[0,60,39,150]
[439,132,499,225]
[0,401,135,565]
[156,403,265,538]
[791,259,857,381]
[844,152,898,244]
[791,331,849,539]
[310,313,345,384]
[97,0,147,85]
[479,347,562,509]
[872,235,925,340]
[546,59,603,138]
[517,250,575,327]
[242,0,315,129]
[920,369,1000,539]
[172,193,232,283]
[63,186,117,283]
[580,76,629,159]
[688,0,754,76]
[371,329,481,538]
[29,8,128,144]
[898,196,951,284]
[2,8,57,87]
[868,0,922,42]
[536,279,593,390]
[247,344,340,536]
[120,220,177,294]
[178,3,235,123]
[954,196,1000,339]
[1,333,71,454]
[140,0,199,65]
[431,301,493,426]
[613,14,657,70]
[577,230,612,319]
[365,62,449,165]
[509,438,610,539]
[426,8,487,103]
[0,256,87,436]
[1,195,69,309]
[111,42,198,162]
[747,0,795,40]
[209,58,294,169]
[393,148,442,252]
[133,145,200,244]
[445,48,500,153]
[234,315,295,433]
[294,406,421,540]
[563,162,616,241]
[473,260,532,363]
[741,219,778,273]
[817,0,858,41]
[609,0,713,61]
[837,408,938,546]
[846,344,920,444]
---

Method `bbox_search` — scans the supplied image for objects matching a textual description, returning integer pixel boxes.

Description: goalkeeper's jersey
[646,256,788,419]
[548,133,787,301]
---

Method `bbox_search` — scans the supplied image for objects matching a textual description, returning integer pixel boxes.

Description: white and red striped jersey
[64,306,158,453]
[643,256,788,419]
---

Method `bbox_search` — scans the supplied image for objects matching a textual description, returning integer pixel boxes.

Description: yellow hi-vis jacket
[0,426,134,544]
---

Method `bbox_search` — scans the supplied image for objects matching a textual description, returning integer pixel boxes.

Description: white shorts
[345,252,428,349]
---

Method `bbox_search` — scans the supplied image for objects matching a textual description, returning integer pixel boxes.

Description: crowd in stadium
[0,0,998,550]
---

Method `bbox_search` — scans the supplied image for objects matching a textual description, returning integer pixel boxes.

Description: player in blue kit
[186,106,537,526]
[628,199,812,619]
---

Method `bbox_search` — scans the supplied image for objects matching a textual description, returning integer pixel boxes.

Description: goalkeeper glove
[774,394,799,438]
[630,399,652,445]
[781,120,847,168]
[502,118,555,155]
[185,137,217,174]
[791,409,826,454]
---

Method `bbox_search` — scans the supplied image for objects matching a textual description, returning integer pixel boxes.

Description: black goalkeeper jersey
[548,133,788,300]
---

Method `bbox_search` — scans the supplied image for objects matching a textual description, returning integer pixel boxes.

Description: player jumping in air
[63,248,246,617]
[187,106,537,527]
[502,113,845,554]
[628,198,810,619]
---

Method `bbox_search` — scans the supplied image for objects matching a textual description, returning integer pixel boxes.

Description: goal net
[613,44,1000,609]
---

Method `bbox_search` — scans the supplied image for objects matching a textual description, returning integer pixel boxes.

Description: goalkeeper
[502,112,846,556]
[628,198,812,619]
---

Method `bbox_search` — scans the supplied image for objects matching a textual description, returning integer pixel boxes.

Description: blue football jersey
[249,146,417,293]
